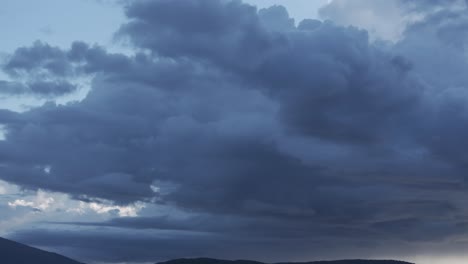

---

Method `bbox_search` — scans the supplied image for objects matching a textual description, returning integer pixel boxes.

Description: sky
[1,0,468,264]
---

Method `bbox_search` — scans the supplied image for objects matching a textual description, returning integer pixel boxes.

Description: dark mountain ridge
[0,237,414,264]
[0,237,83,264]
[158,258,414,264]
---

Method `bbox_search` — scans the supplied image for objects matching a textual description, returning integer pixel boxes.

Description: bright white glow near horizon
[408,255,468,264]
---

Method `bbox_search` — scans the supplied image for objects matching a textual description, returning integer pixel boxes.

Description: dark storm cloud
[2,0,468,262]
[2,40,132,79]
[258,5,296,31]
[256,24,422,144]
[399,0,468,49]
[393,1,468,173]
[27,81,77,95]
[3,41,72,77]
[0,81,25,94]
[1,41,80,96]
[0,80,77,97]
[403,6,468,50]
[120,0,423,144]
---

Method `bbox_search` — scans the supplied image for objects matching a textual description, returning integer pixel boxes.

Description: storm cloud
[2,0,468,263]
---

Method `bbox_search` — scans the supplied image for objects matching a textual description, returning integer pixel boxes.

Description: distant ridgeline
[0,237,83,264]
[0,237,415,264]
[157,258,414,264]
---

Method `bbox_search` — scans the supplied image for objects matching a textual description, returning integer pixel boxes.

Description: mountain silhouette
[0,237,84,264]
[157,258,414,264]
[0,238,414,264]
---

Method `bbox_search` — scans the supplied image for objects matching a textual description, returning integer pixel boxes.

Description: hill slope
[0,237,84,264]
[158,258,414,264]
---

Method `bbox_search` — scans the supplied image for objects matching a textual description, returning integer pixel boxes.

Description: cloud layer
[2,0,468,263]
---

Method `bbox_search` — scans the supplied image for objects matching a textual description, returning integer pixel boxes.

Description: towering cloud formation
[1,0,468,263]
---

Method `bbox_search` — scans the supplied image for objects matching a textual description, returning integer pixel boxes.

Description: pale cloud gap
[8,192,54,211]
[5,186,146,219]
[0,125,5,141]
[319,0,468,42]
[87,201,146,217]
